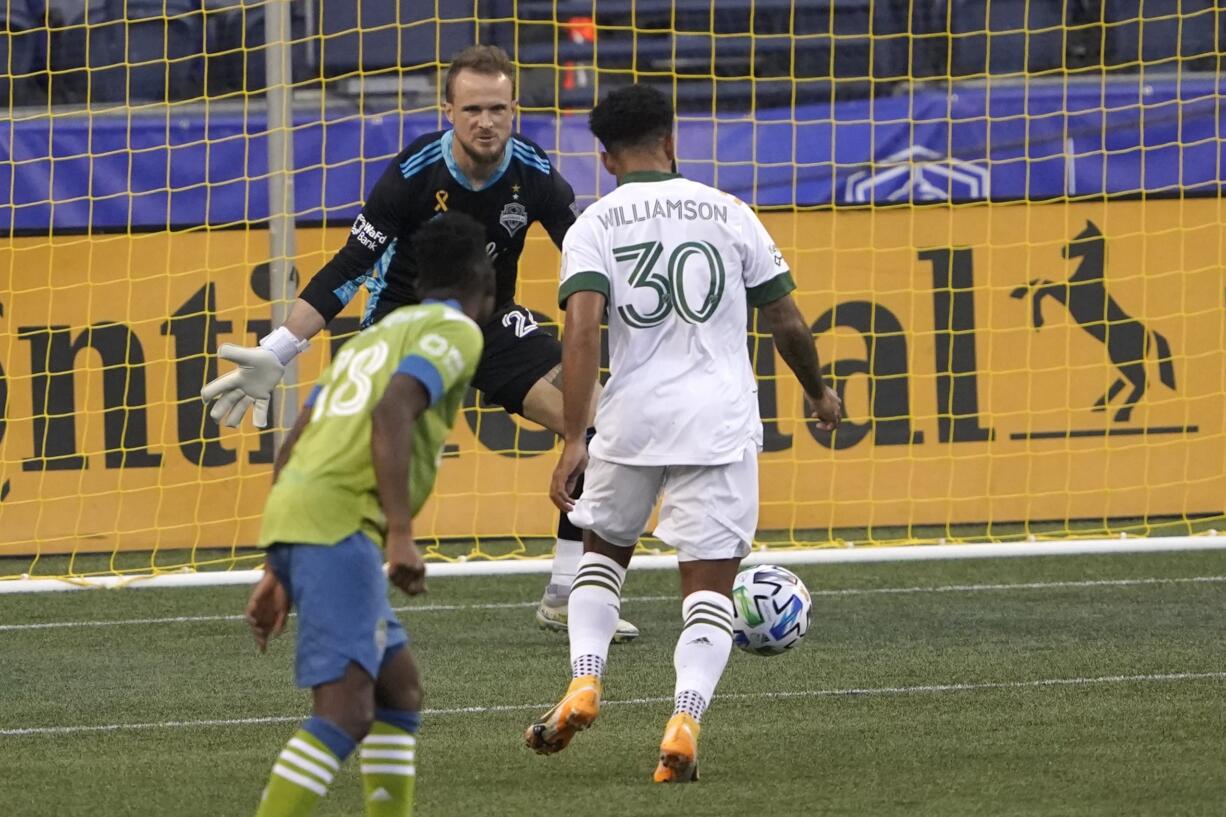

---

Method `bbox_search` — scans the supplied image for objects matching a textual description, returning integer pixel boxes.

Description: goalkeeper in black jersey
[203,45,638,641]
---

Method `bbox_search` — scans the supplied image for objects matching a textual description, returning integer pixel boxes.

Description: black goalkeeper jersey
[299,129,578,324]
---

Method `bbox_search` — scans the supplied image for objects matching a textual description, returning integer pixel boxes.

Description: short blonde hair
[444,45,516,102]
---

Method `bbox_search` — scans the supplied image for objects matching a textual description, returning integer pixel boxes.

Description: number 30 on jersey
[614,240,726,327]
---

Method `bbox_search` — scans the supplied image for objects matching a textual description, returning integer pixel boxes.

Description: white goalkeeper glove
[200,327,308,428]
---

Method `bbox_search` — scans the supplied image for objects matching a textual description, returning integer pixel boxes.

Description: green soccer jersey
[258,301,483,548]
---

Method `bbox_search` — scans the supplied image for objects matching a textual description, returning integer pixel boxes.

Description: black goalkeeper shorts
[470,302,561,416]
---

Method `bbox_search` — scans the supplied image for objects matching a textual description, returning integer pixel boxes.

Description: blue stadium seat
[0,0,41,105]
[3,0,37,28]
[510,0,798,29]
[949,0,1067,76]
[514,35,797,73]
[104,0,204,102]
[506,0,900,106]
[555,74,787,115]
[1104,0,1221,70]
[41,0,131,104]
[318,0,475,75]
[861,0,948,79]
[204,1,311,96]
[816,0,915,82]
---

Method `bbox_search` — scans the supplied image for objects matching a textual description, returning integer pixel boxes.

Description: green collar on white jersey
[619,170,682,185]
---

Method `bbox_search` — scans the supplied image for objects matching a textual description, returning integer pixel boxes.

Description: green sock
[360,721,418,816]
[255,728,343,817]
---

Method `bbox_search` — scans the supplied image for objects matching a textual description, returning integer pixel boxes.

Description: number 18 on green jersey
[259,301,484,549]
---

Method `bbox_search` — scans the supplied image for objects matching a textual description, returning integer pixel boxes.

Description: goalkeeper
[245,211,493,817]
[203,44,638,641]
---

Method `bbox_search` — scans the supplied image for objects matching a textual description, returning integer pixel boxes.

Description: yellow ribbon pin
[434,190,449,212]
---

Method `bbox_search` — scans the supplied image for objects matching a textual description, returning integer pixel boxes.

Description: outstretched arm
[280,298,328,341]
[550,289,605,511]
[759,294,841,430]
[203,159,408,428]
[372,373,431,596]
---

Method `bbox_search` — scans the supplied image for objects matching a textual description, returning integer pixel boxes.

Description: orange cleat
[524,675,602,755]
[652,712,701,782]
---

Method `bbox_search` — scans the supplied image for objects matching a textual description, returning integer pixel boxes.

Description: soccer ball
[731,565,812,656]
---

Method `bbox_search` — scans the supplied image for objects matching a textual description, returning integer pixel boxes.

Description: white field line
[8,538,1226,594]
[2,670,1222,738]
[0,597,661,633]
[2,575,1225,634]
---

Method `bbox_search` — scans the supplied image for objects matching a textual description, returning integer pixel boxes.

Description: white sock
[567,552,626,674]
[673,689,707,721]
[571,654,605,679]
[673,590,734,722]
[546,537,584,601]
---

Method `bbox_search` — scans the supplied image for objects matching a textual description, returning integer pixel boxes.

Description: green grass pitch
[1,550,1224,816]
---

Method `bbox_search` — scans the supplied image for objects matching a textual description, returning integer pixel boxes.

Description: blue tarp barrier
[1,76,1221,231]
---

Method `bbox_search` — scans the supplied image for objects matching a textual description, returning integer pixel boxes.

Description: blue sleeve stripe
[399,137,443,168]
[512,137,548,159]
[513,153,552,175]
[395,355,445,406]
[400,143,444,178]
[512,140,552,174]
[401,149,441,175]
[401,149,443,179]
[303,384,323,409]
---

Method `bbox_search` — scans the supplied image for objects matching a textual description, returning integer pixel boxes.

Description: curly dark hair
[412,211,494,298]
[588,84,674,152]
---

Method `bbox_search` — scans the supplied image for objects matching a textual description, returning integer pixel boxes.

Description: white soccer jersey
[559,171,795,466]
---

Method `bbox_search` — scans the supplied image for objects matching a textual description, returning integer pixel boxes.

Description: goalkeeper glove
[200,327,308,428]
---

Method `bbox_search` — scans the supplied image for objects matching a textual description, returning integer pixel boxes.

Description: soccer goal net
[0,1,1223,590]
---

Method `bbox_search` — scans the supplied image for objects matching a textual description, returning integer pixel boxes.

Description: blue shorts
[265,531,409,689]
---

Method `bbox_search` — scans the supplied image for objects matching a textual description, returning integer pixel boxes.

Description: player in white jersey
[524,84,841,782]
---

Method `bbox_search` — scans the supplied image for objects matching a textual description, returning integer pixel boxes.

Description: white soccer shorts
[567,443,759,562]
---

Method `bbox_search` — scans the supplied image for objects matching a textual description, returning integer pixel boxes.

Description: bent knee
[324,699,375,741]
[402,683,424,713]
[379,677,423,713]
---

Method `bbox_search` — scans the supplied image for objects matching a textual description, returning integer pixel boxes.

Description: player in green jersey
[243,211,495,817]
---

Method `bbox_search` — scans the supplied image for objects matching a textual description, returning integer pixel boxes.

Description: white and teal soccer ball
[731,565,812,656]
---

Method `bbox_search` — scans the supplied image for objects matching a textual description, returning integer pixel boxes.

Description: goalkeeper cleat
[524,675,602,755]
[652,713,701,783]
[535,597,641,643]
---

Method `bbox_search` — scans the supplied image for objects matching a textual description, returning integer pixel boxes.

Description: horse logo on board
[1011,220,1176,422]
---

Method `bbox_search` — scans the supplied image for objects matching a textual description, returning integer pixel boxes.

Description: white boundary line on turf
[806,575,1226,596]
[2,670,1222,738]
[4,537,1226,593]
[0,596,672,633]
[3,576,1225,633]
